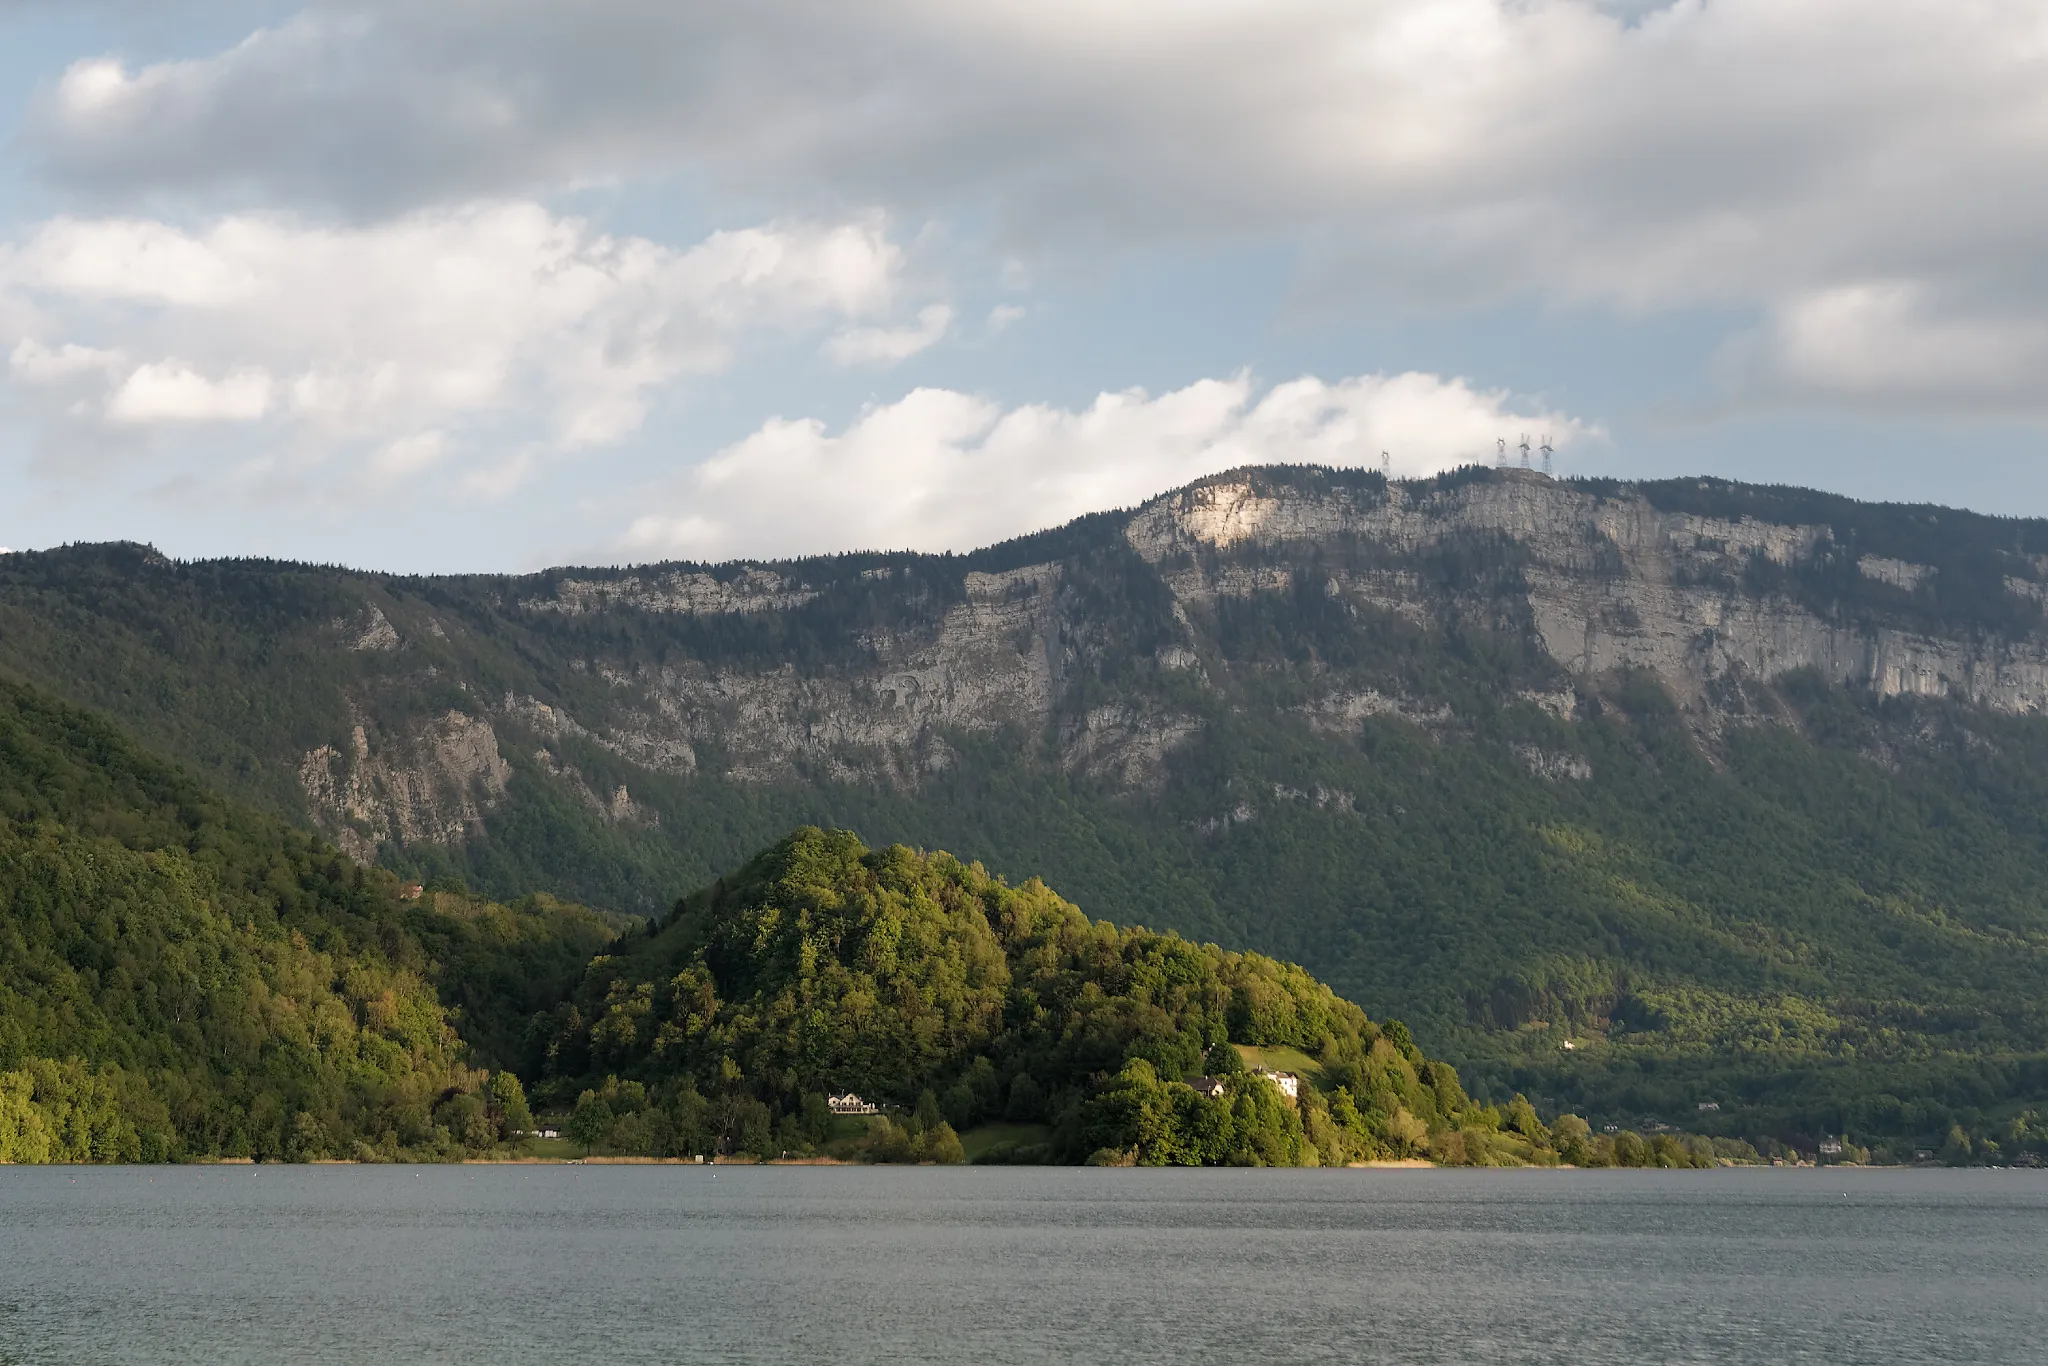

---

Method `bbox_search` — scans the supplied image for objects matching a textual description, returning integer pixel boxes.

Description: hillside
[9,466,2048,1155]
[537,826,1624,1167]
[0,676,614,1161]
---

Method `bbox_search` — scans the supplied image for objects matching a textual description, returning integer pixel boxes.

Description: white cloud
[106,361,271,423]
[0,202,908,481]
[1723,282,2048,414]
[624,371,1591,560]
[15,215,258,306]
[11,0,2046,567]
[825,303,952,367]
[367,430,448,483]
[9,338,124,382]
[27,2,2048,423]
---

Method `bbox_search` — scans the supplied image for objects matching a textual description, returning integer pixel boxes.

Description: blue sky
[2,1,2045,572]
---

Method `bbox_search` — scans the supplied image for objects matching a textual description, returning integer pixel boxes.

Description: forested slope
[0,677,614,1161]
[532,826,1617,1167]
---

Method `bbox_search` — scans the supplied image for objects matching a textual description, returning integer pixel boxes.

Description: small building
[1189,1076,1227,1099]
[398,883,424,901]
[535,1128,559,1140]
[828,1092,879,1116]
[1818,1136,1844,1156]
[1253,1067,1300,1100]
[1560,1039,1577,1051]
[1696,1101,1720,1112]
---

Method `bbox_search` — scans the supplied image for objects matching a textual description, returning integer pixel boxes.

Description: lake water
[1,1166,2043,1364]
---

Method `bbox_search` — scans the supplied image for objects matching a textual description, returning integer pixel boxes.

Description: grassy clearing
[960,1123,1052,1162]
[826,1114,887,1141]
[1232,1043,1321,1078]
[522,1136,582,1160]
[814,1113,890,1160]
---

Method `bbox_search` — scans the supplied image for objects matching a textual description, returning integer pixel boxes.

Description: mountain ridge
[9,464,2048,1153]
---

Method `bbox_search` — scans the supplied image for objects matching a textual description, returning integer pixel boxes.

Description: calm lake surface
[1,1165,2043,1364]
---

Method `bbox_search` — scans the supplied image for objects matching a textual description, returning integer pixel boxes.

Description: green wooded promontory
[536,826,1568,1166]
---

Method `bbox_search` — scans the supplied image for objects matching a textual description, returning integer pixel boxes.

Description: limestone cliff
[1128,469,2048,721]
[9,465,2046,896]
[265,468,2048,859]
[298,711,512,862]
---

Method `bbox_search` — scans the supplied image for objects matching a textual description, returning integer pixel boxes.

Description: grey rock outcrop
[290,467,2048,854]
[299,711,512,860]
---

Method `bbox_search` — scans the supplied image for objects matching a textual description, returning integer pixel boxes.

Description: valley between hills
[6,463,2048,1166]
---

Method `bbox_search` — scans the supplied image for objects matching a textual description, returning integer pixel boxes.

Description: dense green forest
[0,677,614,1161]
[8,467,2048,1160]
[532,826,1728,1167]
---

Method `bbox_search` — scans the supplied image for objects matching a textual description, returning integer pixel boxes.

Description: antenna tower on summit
[1518,433,1532,469]
[1540,435,1554,476]
[1380,450,1391,477]
[1496,437,1508,467]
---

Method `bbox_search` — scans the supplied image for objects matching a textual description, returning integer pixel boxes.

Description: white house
[828,1092,879,1116]
[1253,1067,1300,1100]
[1189,1077,1228,1099]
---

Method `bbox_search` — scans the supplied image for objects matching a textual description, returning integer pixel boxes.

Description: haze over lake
[3,1166,2042,1365]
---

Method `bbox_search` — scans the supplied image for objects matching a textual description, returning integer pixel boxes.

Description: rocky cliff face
[299,711,512,862]
[272,468,2048,855]
[1132,470,2048,719]
[5,465,2041,892]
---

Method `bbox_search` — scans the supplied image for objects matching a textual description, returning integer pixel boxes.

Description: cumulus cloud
[1722,283,2048,414]
[623,371,1591,561]
[825,303,952,367]
[10,0,2045,560]
[26,3,2048,402]
[105,361,271,423]
[9,338,123,382]
[0,202,911,483]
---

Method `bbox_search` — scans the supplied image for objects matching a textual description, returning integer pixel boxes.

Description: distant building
[1818,1136,1844,1156]
[1252,1067,1301,1100]
[398,883,424,901]
[1696,1101,1720,1112]
[1189,1077,1228,1099]
[828,1093,879,1116]
[1560,1039,1576,1051]
[1602,1123,1621,1134]
[535,1128,559,1140]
